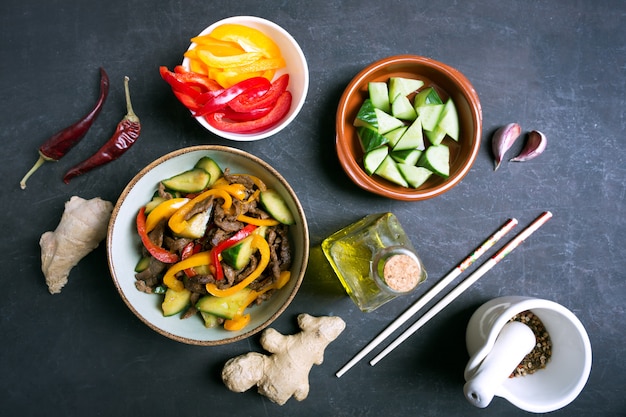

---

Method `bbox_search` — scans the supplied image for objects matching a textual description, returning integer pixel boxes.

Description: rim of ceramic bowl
[181,16,309,141]
[106,145,309,345]
[336,54,482,201]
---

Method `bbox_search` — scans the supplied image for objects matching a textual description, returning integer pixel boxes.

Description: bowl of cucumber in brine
[336,55,482,201]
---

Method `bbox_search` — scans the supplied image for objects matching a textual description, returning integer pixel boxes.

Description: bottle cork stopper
[383,254,421,292]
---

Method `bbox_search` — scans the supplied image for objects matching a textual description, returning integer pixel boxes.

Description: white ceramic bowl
[182,16,309,141]
[107,145,309,345]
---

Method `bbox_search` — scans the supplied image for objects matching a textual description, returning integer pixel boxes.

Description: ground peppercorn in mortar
[509,310,552,377]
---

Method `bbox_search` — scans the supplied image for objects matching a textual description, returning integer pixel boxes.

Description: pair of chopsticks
[335,211,552,378]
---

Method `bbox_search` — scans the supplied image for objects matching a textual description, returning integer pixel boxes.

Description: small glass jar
[321,213,427,312]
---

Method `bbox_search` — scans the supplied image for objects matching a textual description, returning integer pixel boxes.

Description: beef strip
[157,182,174,200]
[135,257,166,287]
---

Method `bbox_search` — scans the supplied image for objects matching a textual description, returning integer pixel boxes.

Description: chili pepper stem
[20,152,55,189]
[123,76,139,123]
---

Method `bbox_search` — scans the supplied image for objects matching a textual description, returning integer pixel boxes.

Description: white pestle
[464,321,536,408]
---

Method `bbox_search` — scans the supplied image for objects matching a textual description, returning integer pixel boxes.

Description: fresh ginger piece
[222,313,346,405]
[40,196,113,294]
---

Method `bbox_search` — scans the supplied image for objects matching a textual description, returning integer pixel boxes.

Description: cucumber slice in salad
[196,288,253,319]
[194,156,222,186]
[260,189,295,225]
[162,288,192,317]
[162,168,210,193]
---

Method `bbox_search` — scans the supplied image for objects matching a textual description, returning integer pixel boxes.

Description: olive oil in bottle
[322,213,427,312]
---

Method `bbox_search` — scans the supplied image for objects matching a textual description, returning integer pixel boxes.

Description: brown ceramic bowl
[336,55,482,201]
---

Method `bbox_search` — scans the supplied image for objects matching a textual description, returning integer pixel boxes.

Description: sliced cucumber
[353,99,378,129]
[222,235,254,270]
[175,210,211,239]
[437,99,460,141]
[363,146,389,175]
[397,164,433,188]
[373,108,404,134]
[418,144,450,178]
[391,149,422,166]
[162,288,192,317]
[414,87,443,107]
[196,288,253,320]
[200,311,221,328]
[391,95,418,121]
[134,256,151,273]
[425,124,447,145]
[393,117,425,151]
[357,126,389,153]
[383,126,408,148]
[194,156,222,186]
[162,168,210,193]
[375,155,409,187]
[145,195,166,214]
[260,189,295,225]
[368,82,390,113]
[388,77,424,102]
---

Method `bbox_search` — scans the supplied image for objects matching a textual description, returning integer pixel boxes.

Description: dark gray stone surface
[1,0,624,415]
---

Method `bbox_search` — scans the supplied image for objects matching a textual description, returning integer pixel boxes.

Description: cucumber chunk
[437,99,460,141]
[357,126,389,153]
[363,146,389,175]
[415,104,445,131]
[393,117,425,151]
[375,155,409,187]
[260,189,295,225]
[222,235,254,270]
[196,288,253,320]
[388,77,424,102]
[418,144,450,178]
[425,125,447,145]
[368,82,390,113]
[134,256,151,273]
[373,108,404,135]
[383,126,408,148]
[162,288,192,317]
[391,149,422,166]
[200,312,221,328]
[354,99,378,129]
[414,87,443,107]
[397,164,433,188]
[162,168,210,193]
[391,95,418,121]
[175,210,212,239]
[145,195,165,214]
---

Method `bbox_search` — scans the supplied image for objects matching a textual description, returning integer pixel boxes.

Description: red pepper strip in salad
[207,234,270,296]
[163,251,212,291]
[136,207,179,264]
[181,242,202,277]
[206,90,292,133]
[211,224,258,280]
[228,74,289,113]
[194,76,271,117]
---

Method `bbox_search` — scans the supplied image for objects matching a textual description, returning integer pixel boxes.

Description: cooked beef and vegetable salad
[134,155,294,331]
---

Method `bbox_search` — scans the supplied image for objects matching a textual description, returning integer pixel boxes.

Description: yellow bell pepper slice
[211,178,247,200]
[227,57,285,77]
[206,234,270,297]
[209,24,282,59]
[163,251,212,291]
[236,214,279,226]
[196,49,264,69]
[190,35,242,50]
[168,189,232,234]
[145,198,189,233]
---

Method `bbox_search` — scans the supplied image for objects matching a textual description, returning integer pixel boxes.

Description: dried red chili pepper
[63,76,141,183]
[19,67,109,189]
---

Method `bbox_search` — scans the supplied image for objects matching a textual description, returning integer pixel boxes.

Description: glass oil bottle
[321,213,427,312]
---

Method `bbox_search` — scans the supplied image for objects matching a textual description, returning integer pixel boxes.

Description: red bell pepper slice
[182,242,202,277]
[228,74,289,113]
[136,207,179,264]
[206,90,292,133]
[219,106,273,122]
[194,77,271,117]
[211,224,258,280]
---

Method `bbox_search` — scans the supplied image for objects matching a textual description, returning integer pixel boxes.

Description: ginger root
[40,196,113,294]
[222,313,346,405]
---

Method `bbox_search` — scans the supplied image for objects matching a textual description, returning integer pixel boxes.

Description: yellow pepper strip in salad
[209,23,282,58]
[223,271,291,331]
[211,179,247,200]
[163,251,212,291]
[145,198,189,233]
[236,213,279,226]
[168,189,232,234]
[206,234,270,297]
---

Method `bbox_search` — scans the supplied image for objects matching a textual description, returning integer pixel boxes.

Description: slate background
[1,1,624,416]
